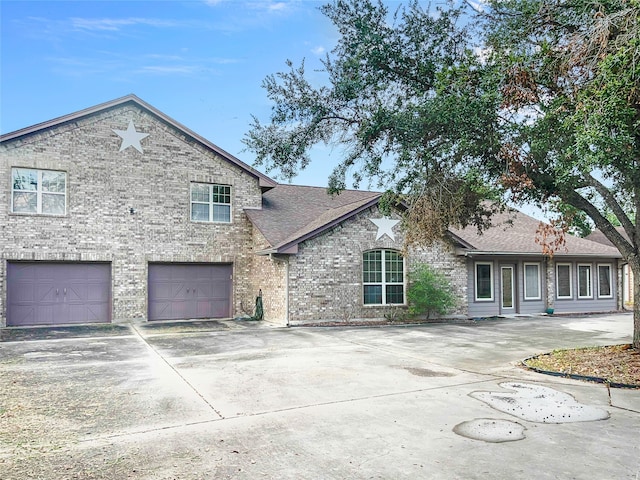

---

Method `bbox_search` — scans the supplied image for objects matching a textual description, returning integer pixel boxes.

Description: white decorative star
[370,217,400,241]
[112,120,149,153]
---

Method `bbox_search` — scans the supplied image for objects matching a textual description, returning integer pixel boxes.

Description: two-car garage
[5,262,233,326]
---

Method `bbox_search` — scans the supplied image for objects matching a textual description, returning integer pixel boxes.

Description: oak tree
[243,0,640,346]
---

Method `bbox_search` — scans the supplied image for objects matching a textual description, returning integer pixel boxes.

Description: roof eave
[446,230,476,249]
[271,195,382,254]
[458,249,622,258]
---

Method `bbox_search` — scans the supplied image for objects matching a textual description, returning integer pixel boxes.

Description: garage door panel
[69,303,103,323]
[7,262,111,326]
[65,284,85,302]
[10,306,37,325]
[86,284,110,302]
[212,300,230,318]
[68,304,88,323]
[148,264,232,321]
[194,281,214,298]
[148,301,169,320]
[36,285,57,303]
[171,284,188,300]
[14,304,58,326]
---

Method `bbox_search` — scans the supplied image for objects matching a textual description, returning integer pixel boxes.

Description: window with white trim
[190,183,231,223]
[556,263,573,299]
[475,262,494,301]
[597,264,613,298]
[524,263,541,300]
[363,250,404,305]
[577,264,593,298]
[11,168,66,215]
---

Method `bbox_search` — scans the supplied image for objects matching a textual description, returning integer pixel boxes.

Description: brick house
[0,95,623,327]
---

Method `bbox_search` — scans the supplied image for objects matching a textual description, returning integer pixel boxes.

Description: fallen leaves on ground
[524,344,640,387]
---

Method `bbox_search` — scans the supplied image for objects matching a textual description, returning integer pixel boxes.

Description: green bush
[407,264,457,319]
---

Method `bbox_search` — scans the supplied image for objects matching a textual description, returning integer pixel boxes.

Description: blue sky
[0,0,549,221]
[0,0,355,187]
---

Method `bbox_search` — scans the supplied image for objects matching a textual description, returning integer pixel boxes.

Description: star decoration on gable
[112,120,149,153]
[370,217,400,241]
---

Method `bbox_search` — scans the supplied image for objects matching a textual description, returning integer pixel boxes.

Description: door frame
[500,264,517,314]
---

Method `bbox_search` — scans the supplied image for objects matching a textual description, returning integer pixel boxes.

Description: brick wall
[286,206,468,324]
[0,104,262,325]
[247,227,288,324]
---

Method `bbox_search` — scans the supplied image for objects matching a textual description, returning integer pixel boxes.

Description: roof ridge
[1,94,276,189]
[274,183,381,195]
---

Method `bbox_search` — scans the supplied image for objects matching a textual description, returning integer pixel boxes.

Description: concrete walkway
[0,313,638,479]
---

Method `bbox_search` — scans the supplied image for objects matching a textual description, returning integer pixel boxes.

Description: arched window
[363,250,405,305]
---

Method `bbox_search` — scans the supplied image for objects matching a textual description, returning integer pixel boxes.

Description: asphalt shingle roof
[246,186,621,258]
[585,227,630,247]
[451,209,621,257]
[245,184,380,252]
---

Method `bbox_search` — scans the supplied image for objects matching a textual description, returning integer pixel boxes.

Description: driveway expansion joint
[129,323,225,420]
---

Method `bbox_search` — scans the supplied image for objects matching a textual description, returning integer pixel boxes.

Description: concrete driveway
[1,314,638,479]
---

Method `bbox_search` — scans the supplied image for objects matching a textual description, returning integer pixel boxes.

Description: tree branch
[585,173,636,240]
[564,189,634,259]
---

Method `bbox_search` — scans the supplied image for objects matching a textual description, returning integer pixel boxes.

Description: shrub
[407,264,457,319]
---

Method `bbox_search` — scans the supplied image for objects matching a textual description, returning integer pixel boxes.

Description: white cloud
[136,65,199,75]
[69,17,181,32]
[311,46,325,55]
[467,0,487,12]
[205,0,291,13]
[268,2,288,11]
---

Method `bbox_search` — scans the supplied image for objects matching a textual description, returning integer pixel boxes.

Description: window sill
[9,212,67,218]
[190,220,232,225]
[363,304,407,308]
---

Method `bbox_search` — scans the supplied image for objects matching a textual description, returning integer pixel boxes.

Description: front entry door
[500,265,516,314]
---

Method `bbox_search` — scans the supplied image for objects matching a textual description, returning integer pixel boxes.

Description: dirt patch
[0,363,214,479]
[0,324,131,342]
[523,344,640,387]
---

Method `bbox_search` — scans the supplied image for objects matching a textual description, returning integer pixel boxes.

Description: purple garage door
[148,263,232,321]
[6,262,111,326]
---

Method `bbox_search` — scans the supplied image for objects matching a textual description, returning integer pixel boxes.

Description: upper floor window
[191,183,231,223]
[11,168,66,215]
[363,249,404,305]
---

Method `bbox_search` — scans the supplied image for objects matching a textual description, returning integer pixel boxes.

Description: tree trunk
[634,275,640,349]
[630,257,640,349]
